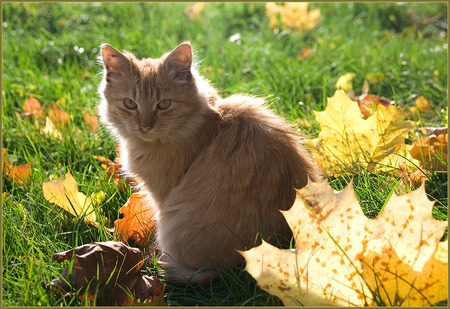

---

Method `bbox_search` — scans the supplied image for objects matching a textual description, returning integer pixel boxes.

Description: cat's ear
[164,42,193,82]
[101,44,130,82]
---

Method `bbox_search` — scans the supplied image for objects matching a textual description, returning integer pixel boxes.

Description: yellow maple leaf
[240,179,447,306]
[306,90,416,175]
[42,171,101,226]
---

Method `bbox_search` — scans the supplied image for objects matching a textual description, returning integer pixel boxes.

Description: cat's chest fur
[119,109,220,204]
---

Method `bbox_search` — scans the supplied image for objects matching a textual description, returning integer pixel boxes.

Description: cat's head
[98,42,208,143]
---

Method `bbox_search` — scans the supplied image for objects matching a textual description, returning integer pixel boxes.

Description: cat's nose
[139,126,152,134]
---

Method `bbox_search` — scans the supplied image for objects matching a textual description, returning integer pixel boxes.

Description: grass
[2,2,447,306]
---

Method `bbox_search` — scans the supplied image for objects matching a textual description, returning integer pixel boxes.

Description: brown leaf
[410,129,448,171]
[44,241,166,306]
[22,95,44,118]
[398,161,427,190]
[82,109,100,132]
[115,192,157,247]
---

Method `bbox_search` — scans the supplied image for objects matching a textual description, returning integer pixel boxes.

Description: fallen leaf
[93,143,137,192]
[115,192,157,247]
[410,129,448,171]
[82,109,100,132]
[22,95,44,118]
[6,162,32,185]
[335,72,356,92]
[184,2,205,21]
[418,126,448,136]
[2,149,32,185]
[415,95,432,113]
[44,241,166,306]
[240,179,447,306]
[41,117,63,140]
[42,170,98,226]
[398,161,428,190]
[48,104,70,127]
[306,89,416,175]
[266,2,320,32]
[299,46,313,60]
[353,94,394,118]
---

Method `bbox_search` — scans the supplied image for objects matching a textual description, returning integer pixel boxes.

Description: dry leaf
[115,192,157,247]
[415,95,432,113]
[82,109,100,132]
[42,170,98,226]
[48,104,70,127]
[306,90,416,175]
[44,241,166,306]
[335,72,356,92]
[353,94,394,118]
[398,161,427,190]
[185,2,205,21]
[93,143,136,192]
[410,129,448,171]
[22,95,44,118]
[41,117,63,140]
[2,149,32,185]
[241,179,447,306]
[299,46,313,60]
[266,2,320,32]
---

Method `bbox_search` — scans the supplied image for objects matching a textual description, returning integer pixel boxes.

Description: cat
[98,42,321,284]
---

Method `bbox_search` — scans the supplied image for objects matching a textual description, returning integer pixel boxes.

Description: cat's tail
[158,255,218,285]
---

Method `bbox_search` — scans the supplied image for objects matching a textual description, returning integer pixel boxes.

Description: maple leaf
[44,241,166,306]
[266,2,320,32]
[240,179,447,306]
[115,192,157,247]
[42,170,101,226]
[306,90,416,175]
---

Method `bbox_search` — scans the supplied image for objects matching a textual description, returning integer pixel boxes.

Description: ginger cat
[98,42,320,284]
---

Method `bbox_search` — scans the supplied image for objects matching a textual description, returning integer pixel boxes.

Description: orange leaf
[82,110,100,132]
[115,192,157,247]
[353,94,394,118]
[410,129,448,171]
[48,104,70,127]
[23,95,44,118]
[7,163,32,185]
[2,149,32,185]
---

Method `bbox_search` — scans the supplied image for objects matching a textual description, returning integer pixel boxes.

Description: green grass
[2,2,447,306]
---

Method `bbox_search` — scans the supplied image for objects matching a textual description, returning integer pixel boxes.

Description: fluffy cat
[98,42,320,284]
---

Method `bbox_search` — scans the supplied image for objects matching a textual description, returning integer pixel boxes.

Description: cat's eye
[157,99,172,110]
[123,98,137,110]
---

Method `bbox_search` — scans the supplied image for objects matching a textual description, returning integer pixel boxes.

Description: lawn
[2,2,447,306]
